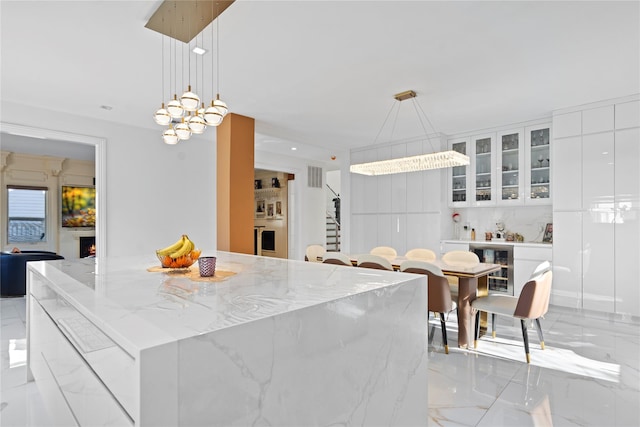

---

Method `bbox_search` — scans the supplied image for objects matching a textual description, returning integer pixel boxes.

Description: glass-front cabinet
[497,129,524,204]
[473,134,496,206]
[449,138,470,207]
[525,124,551,204]
[447,123,551,207]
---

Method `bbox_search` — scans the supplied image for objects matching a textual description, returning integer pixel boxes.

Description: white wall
[2,101,217,258]
[349,137,446,256]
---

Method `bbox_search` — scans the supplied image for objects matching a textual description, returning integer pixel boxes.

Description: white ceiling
[1,1,638,165]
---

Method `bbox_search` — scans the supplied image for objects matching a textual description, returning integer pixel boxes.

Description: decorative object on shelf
[271,177,280,188]
[254,179,262,189]
[255,199,265,217]
[156,234,201,268]
[542,223,553,243]
[147,1,233,144]
[266,203,275,218]
[350,90,470,175]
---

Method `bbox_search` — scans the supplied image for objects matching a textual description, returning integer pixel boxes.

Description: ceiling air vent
[307,166,322,188]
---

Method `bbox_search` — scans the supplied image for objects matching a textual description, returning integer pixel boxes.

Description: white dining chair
[305,244,326,262]
[370,246,397,258]
[357,254,394,271]
[472,266,553,363]
[441,250,480,297]
[322,252,353,266]
[404,248,437,262]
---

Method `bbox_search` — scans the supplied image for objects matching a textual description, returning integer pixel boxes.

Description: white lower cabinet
[551,212,583,308]
[615,212,640,316]
[582,218,615,312]
[513,246,553,297]
[29,297,133,426]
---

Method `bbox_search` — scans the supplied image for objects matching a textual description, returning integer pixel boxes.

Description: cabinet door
[525,124,551,205]
[472,133,496,206]
[552,211,582,308]
[448,138,470,207]
[582,132,614,211]
[497,129,525,205]
[615,128,640,316]
[553,136,582,211]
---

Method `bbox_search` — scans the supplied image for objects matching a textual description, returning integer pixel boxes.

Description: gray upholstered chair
[357,254,394,271]
[471,265,553,363]
[400,260,456,354]
[322,252,353,266]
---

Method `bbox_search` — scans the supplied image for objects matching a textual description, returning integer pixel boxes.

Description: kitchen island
[27,252,427,426]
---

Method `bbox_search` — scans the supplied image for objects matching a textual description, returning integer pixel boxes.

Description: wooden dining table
[348,255,501,348]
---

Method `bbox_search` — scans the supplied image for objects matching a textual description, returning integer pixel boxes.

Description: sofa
[1,251,64,297]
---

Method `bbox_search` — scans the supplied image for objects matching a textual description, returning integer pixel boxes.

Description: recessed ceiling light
[100,105,113,110]
[291,147,297,151]
[192,46,207,55]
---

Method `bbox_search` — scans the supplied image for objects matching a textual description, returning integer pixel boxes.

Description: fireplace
[79,236,96,258]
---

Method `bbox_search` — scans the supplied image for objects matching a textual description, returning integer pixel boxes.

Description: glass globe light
[180,85,200,112]
[196,102,206,118]
[167,94,184,118]
[204,101,223,126]
[175,118,192,141]
[187,114,206,134]
[162,126,179,145]
[214,95,228,117]
[153,103,171,126]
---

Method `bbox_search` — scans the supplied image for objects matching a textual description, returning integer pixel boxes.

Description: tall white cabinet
[351,138,444,256]
[552,96,640,315]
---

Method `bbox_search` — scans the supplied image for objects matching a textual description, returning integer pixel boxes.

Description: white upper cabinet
[448,124,552,207]
[448,137,471,207]
[497,129,525,205]
[524,123,552,205]
[471,133,497,206]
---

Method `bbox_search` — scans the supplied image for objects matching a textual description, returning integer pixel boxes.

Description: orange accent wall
[216,113,255,254]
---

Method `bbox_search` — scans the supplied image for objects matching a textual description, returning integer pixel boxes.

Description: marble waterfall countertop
[28,251,428,426]
[27,251,423,357]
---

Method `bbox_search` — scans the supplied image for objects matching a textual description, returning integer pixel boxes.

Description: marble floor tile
[2,296,639,426]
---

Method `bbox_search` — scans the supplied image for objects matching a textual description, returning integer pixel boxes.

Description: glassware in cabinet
[449,139,469,206]
[473,135,495,204]
[497,130,524,204]
[525,124,551,204]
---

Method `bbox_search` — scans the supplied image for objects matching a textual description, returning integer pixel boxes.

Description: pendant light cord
[412,98,439,152]
[216,2,220,98]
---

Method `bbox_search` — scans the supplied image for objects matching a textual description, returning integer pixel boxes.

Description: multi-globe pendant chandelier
[146,1,235,145]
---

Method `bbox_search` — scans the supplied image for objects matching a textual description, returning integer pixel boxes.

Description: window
[7,186,48,243]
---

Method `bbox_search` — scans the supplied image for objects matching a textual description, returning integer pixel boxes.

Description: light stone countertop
[28,251,423,357]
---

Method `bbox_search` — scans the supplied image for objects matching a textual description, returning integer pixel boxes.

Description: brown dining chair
[471,266,553,363]
[369,246,397,258]
[322,252,353,266]
[400,260,456,354]
[305,244,326,262]
[357,254,394,271]
[404,248,437,262]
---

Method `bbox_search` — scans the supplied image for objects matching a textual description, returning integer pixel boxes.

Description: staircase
[326,213,340,252]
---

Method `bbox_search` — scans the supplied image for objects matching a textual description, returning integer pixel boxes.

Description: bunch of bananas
[156,235,201,268]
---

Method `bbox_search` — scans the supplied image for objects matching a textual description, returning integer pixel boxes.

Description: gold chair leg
[526,353,531,364]
[540,341,545,350]
[444,344,449,354]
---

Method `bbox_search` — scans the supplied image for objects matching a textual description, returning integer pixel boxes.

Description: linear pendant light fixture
[350,90,470,176]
